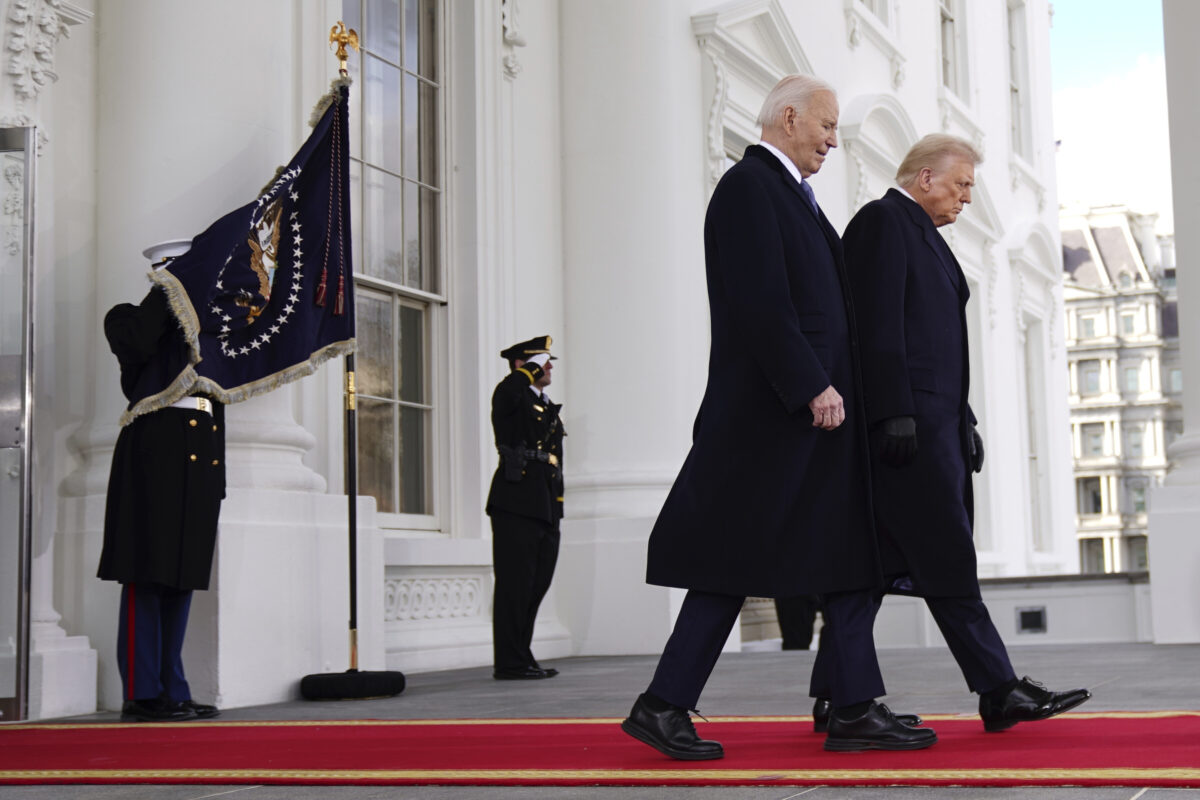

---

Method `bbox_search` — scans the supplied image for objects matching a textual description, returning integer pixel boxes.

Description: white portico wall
[0,0,98,719]
[1150,0,1200,644]
[54,0,384,713]
[554,0,715,654]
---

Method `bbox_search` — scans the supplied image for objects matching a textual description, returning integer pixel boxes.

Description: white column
[57,0,383,711]
[554,0,723,655]
[1149,0,1200,643]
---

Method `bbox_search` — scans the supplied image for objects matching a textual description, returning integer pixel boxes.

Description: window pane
[357,288,394,399]
[363,55,402,177]
[1077,477,1102,514]
[1082,423,1103,456]
[1170,369,1183,393]
[402,73,420,180]
[1131,488,1147,513]
[358,398,396,514]
[1124,367,1139,392]
[418,80,439,186]
[365,0,401,63]
[398,302,424,403]
[1080,538,1105,574]
[1080,317,1095,338]
[398,405,428,513]
[362,165,405,284]
[1126,536,1148,570]
[405,0,438,79]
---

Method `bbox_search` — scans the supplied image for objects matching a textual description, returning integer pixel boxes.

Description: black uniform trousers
[647,589,887,710]
[809,589,1017,703]
[491,510,560,670]
[774,594,820,650]
[116,582,194,702]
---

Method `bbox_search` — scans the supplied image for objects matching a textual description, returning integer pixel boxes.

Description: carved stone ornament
[384,575,485,622]
[5,0,71,106]
[501,0,526,79]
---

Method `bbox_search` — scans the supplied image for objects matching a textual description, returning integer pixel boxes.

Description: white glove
[526,353,551,367]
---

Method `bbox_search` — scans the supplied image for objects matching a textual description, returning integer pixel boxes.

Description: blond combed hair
[895,134,983,187]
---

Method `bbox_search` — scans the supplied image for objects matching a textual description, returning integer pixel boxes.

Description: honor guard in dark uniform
[486,335,564,680]
[97,240,223,722]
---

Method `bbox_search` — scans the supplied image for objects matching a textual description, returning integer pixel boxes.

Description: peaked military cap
[500,335,556,361]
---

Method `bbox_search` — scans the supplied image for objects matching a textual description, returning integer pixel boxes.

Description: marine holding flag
[97,77,356,722]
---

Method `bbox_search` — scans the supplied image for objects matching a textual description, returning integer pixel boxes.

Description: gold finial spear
[329,21,360,75]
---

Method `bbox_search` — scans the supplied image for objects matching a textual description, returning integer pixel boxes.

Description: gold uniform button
[211,459,220,466]
[188,419,198,427]
[189,454,197,462]
[212,424,218,432]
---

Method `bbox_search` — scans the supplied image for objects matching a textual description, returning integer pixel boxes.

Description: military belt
[521,448,559,467]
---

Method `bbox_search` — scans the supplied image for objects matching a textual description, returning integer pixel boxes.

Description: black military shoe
[979,677,1091,732]
[493,665,553,680]
[120,698,195,723]
[812,697,922,733]
[531,661,559,678]
[824,702,938,751]
[620,693,724,760]
[179,700,220,719]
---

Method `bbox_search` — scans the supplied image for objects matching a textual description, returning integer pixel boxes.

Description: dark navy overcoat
[842,188,981,598]
[646,146,881,598]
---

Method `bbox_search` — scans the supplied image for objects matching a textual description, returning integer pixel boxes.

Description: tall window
[1081,423,1104,456]
[1121,313,1135,335]
[1079,538,1105,574]
[1124,366,1140,394]
[1126,426,1144,459]
[1124,535,1148,571]
[1129,486,1147,514]
[1079,359,1101,395]
[939,0,964,95]
[344,0,442,519]
[1076,477,1102,515]
[1079,316,1096,339]
[1006,1,1031,159]
[1169,368,1183,393]
[861,0,890,25]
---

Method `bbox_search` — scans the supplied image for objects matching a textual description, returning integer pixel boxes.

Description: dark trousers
[491,511,560,670]
[810,591,1016,703]
[646,589,884,711]
[116,582,193,702]
[774,594,819,650]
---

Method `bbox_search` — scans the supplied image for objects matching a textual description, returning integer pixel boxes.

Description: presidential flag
[120,78,356,425]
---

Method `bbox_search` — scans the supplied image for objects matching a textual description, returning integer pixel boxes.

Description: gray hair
[756,74,836,129]
[895,134,983,186]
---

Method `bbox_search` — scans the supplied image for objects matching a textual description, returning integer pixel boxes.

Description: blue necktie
[800,180,819,215]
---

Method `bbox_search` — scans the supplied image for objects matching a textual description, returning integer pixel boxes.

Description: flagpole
[300,23,404,701]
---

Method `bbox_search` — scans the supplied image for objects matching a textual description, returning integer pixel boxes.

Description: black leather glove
[876,416,918,468]
[968,425,984,473]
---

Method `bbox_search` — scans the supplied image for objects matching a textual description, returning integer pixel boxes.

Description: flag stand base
[299,668,406,700]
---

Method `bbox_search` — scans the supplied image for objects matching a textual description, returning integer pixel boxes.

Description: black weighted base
[300,669,406,700]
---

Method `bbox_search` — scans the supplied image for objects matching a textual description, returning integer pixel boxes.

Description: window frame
[345,0,450,532]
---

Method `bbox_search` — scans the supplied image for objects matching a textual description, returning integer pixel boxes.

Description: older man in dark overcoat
[819,133,1090,734]
[619,76,937,759]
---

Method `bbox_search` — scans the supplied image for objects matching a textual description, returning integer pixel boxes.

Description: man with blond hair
[619,75,936,759]
[811,133,1091,736]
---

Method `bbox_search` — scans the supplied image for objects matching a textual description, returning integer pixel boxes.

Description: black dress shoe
[979,677,1091,732]
[179,700,220,719]
[824,702,938,751]
[812,697,922,733]
[531,662,559,678]
[620,693,724,760]
[120,698,195,723]
[493,665,551,680]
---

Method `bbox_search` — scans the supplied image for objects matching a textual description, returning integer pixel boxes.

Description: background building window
[345,0,442,518]
[1170,368,1183,393]
[1129,486,1147,514]
[1081,422,1104,456]
[1121,313,1135,335]
[1079,359,1101,395]
[1126,427,1143,459]
[861,0,890,25]
[1079,316,1095,339]
[1124,535,1148,571]
[1119,272,1133,289]
[1076,477,1102,515]
[1079,537,1105,574]
[1167,420,1184,446]
[1124,366,1140,393]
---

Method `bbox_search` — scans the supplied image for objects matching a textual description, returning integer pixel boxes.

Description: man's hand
[808,385,845,430]
[968,425,984,473]
[877,416,917,467]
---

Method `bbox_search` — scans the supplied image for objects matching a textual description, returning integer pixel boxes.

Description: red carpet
[3,712,1199,786]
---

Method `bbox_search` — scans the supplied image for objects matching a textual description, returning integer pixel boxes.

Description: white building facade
[1060,206,1182,574]
[1,0,1077,718]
